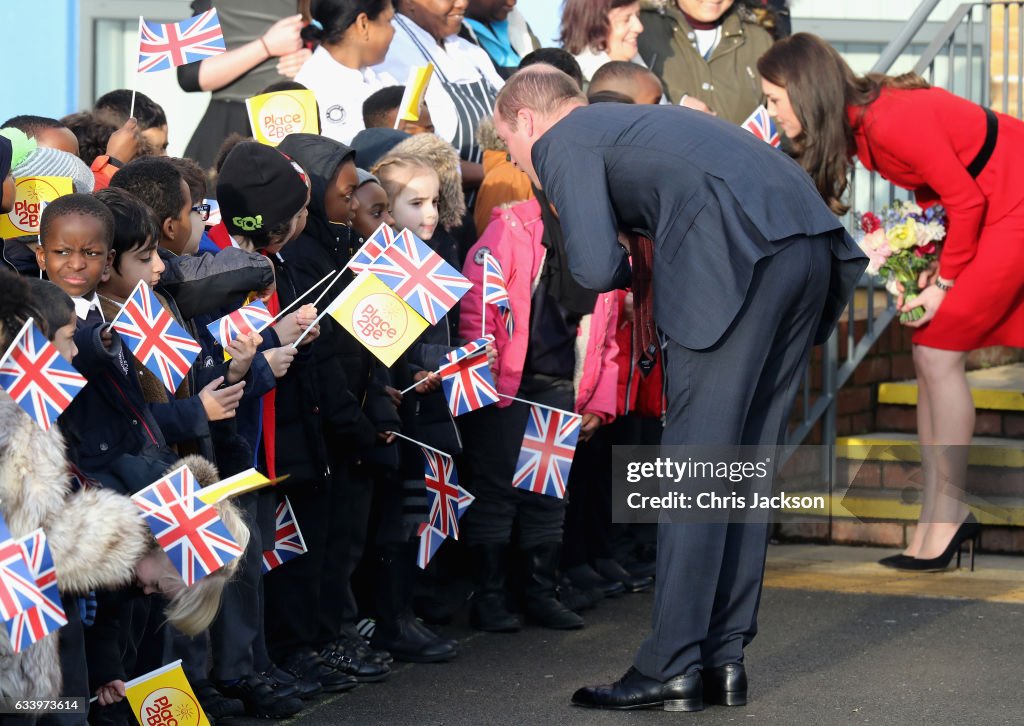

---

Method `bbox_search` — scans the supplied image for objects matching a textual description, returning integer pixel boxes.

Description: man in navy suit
[493,65,866,711]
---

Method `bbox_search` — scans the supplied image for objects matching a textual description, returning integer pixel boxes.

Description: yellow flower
[887,221,917,251]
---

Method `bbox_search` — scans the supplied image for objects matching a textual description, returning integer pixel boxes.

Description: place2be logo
[246,89,320,147]
[0,177,73,237]
[139,688,204,726]
[352,293,409,347]
[257,95,306,141]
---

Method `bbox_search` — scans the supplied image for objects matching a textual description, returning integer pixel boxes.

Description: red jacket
[849,86,1024,280]
[460,199,620,422]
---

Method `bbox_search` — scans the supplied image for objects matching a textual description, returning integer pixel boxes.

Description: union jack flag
[132,465,198,515]
[512,405,582,499]
[348,223,396,276]
[422,448,471,539]
[482,253,514,335]
[132,466,243,586]
[261,497,308,573]
[416,523,445,570]
[0,319,87,431]
[366,229,473,325]
[111,281,201,394]
[206,300,274,350]
[138,9,226,74]
[0,515,44,623]
[742,105,781,148]
[437,337,498,416]
[5,530,67,654]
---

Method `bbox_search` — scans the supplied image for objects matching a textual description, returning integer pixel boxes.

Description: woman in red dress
[757,33,1024,570]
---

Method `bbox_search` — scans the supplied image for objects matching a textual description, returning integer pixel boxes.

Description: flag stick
[291,270,346,348]
[398,377,430,396]
[0,318,33,372]
[385,430,451,458]
[309,269,346,310]
[266,269,336,327]
[397,341,490,395]
[497,393,578,418]
[130,16,143,118]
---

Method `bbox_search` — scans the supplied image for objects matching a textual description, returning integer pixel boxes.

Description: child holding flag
[199,141,329,716]
[0,270,249,710]
[458,196,621,632]
[272,132,400,683]
[0,269,151,707]
[34,193,178,490]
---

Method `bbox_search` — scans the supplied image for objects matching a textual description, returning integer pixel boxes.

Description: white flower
[924,220,945,242]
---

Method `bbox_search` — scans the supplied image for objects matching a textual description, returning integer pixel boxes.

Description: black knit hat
[217,142,309,236]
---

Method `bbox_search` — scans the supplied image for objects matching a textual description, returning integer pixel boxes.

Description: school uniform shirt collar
[73,292,104,322]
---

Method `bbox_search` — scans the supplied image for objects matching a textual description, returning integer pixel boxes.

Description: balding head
[495,65,587,130]
[492,65,588,188]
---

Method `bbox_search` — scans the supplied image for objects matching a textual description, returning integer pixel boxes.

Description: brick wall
[792,318,1023,442]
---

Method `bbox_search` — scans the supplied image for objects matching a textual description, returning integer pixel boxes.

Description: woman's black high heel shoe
[878,554,911,568]
[890,516,981,572]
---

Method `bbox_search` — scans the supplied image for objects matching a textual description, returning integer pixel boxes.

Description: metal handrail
[913,1,1023,77]
[873,0,950,72]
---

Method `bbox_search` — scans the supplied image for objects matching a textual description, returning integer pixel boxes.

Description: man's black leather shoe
[571,667,703,711]
[703,663,747,706]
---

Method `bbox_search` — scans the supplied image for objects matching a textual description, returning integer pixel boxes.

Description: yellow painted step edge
[786,493,1024,527]
[836,437,1024,468]
[879,381,1024,411]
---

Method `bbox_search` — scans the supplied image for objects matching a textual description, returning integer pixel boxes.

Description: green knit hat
[0,127,38,170]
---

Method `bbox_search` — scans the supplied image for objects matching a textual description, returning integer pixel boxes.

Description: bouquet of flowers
[856,200,947,323]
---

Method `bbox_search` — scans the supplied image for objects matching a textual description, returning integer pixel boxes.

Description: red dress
[849,87,1024,350]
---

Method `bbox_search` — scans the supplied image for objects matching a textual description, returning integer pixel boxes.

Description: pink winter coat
[460,198,620,422]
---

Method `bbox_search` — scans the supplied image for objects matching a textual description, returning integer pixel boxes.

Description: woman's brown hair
[560,0,638,56]
[757,33,929,215]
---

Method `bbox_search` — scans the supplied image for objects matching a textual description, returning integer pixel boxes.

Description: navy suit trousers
[633,233,831,680]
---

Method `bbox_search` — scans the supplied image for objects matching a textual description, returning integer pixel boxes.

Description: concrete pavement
[257,544,1024,725]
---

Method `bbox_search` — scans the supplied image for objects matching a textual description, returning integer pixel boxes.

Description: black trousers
[317,460,373,643]
[264,478,330,656]
[209,493,263,680]
[633,234,830,680]
[561,426,615,568]
[265,461,372,655]
[460,376,575,550]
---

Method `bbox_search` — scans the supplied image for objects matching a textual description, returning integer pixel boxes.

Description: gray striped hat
[13,146,94,193]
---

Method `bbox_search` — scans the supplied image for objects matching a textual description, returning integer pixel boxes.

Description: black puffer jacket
[265,250,332,485]
[276,133,399,459]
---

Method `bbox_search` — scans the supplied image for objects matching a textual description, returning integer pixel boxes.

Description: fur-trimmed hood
[386,133,467,231]
[0,397,151,700]
[476,118,507,154]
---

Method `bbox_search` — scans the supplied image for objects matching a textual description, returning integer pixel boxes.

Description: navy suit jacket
[532,103,867,349]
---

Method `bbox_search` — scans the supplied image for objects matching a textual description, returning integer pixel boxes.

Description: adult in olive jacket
[638,0,774,124]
